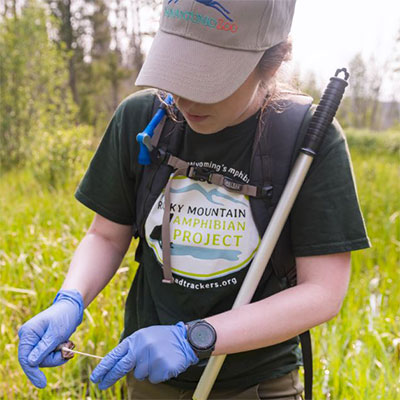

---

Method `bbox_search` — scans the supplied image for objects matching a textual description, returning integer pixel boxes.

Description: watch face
[191,324,215,350]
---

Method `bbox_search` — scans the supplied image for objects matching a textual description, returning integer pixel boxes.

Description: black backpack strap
[300,331,313,400]
[250,95,313,282]
[249,94,313,400]
[135,96,185,239]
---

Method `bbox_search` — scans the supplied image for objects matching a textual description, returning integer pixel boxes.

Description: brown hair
[256,38,294,107]
[156,91,182,123]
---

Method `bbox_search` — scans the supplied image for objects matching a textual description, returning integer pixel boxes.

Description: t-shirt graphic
[145,175,260,281]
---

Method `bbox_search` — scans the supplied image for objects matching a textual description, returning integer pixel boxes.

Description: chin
[186,121,221,135]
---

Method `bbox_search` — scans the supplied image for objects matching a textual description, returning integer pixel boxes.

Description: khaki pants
[127,369,303,400]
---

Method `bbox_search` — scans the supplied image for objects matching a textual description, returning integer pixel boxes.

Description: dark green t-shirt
[75,89,370,390]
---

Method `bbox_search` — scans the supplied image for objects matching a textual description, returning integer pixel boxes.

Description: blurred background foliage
[0,0,162,176]
[0,0,399,179]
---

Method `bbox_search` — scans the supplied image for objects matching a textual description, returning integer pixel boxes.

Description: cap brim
[135,30,264,104]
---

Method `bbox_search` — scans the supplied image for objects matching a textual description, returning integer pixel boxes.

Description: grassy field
[0,129,399,399]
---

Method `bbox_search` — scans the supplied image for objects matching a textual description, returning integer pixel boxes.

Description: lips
[185,112,209,123]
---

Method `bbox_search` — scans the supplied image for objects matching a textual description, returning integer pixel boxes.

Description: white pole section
[193,153,314,400]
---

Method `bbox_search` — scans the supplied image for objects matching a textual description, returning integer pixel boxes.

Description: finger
[91,340,130,384]
[133,354,150,382]
[18,325,41,362]
[39,350,69,368]
[148,358,179,384]
[18,341,47,388]
[20,363,48,389]
[28,328,60,366]
[97,353,135,390]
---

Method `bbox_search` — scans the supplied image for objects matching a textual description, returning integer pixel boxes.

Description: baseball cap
[135,0,297,104]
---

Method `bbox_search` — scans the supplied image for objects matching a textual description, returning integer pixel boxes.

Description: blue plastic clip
[136,94,173,165]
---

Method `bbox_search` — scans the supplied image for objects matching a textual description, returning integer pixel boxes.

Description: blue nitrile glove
[18,289,84,388]
[90,322,199,389]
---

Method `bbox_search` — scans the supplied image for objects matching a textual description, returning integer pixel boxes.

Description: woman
[18,1,370,399]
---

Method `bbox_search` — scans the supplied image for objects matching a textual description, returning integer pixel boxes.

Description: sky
[290,0,400,99]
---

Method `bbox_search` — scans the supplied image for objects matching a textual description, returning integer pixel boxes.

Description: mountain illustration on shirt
[149,220,242,261]
[145,176,260,280]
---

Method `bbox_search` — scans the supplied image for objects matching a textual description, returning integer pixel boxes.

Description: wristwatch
[186,319,217,360]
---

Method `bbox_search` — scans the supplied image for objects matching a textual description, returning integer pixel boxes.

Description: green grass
[345,128,400,156]
[0,129,399,399]
[0,171,137,399]
[311,147,400,399]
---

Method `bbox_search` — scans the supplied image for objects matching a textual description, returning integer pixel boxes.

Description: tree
[299,70,321,103]
[108,0,141,110]
[0,0,75,170]
[347,53,385,130]
[392,27,400,105]
[385,27,400,127]
[0,0,24,18]
[45,0,89,104]
[78,0,114,127]
[126,0,163,74]
[78,0,159,128]
[395,28,400,73]
[9,0,164,133]
[348,54,369,128]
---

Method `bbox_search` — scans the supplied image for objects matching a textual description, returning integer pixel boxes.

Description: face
[173,69,265,134]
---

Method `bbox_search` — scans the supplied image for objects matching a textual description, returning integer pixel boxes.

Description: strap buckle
[256,185,273,199]
[222,177,243,192]
[152,148,170,164]
[187,166,213,183]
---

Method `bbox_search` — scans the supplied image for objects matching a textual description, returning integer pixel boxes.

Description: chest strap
[168,153,273,197]
[157,151,273,283]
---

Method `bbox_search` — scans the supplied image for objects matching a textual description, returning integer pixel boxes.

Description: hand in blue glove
[90,322,198,389]
[18,289,84,388]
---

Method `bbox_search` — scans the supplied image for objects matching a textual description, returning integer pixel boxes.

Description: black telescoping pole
[301,68,350,157]
[192,69,350,400]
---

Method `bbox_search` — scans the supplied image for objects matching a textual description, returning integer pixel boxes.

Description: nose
[173,95,195,111]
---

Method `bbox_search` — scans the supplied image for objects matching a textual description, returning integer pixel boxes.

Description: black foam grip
[301,70,349,156]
